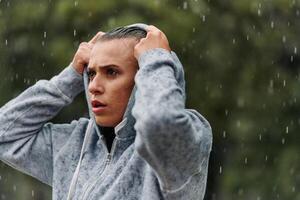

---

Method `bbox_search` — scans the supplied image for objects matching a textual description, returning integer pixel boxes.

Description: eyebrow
[88,64,120,70]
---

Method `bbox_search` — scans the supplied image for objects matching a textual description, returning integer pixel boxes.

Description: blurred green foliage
[0,0,300,199]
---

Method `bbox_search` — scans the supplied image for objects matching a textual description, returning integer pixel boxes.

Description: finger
[79,42,92,50]
[88,31,105,45]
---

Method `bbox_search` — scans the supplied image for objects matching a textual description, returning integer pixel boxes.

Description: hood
[66,23,186,200]
[83,23,186,140]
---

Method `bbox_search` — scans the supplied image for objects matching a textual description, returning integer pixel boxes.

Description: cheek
[110,80,135,107]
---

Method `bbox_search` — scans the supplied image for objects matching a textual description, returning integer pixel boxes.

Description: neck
[98,126,115,153]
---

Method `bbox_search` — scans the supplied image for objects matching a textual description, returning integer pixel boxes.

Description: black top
[98,126,115,153]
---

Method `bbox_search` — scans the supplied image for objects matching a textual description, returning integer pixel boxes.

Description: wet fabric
[0,24,213,200]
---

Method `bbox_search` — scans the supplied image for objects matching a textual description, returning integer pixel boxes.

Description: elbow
[200,125,213,155]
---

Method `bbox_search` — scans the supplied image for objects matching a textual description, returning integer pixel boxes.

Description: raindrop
[290,167,294,175]
[238,188,244,195]
[286,126,289,134]
[225,109,229,116]
[270,21,274,29]
[270,79,274,88]
[74,29,77,37]
[257,196,261,200]
[281,138,285,144]
[265,155,268,161]
[259,134,262,141]
[282,35,286,43]
[294,47,297,54]
[258,9,261,16]
[74,1,78,7]
[183,1,188,10]
[246,35,249,40]
[291,56,294,62]
[232,38,236,44]
[237,98,244,107]
[42,41,45,46]
[192,27,196,33]
[202,15,206,22]
[258,3,262,8]
[219,166,222,174]
[283,80,286,87]
[236,120,241,128]
[257,3,262,16]
[5,39,8,46]
[244,157,248,164]
[31,190,35,197]
[44,31,47,38]
[292,186,296,192]
[223,131,226,138]
[13,184,17,192]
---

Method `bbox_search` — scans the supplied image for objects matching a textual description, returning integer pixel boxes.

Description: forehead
[89,38,138,69]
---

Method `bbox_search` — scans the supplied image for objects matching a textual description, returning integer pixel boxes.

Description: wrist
[70,61,83,75]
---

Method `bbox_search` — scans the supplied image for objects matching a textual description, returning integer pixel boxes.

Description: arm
[0,66,84,186]
[0,31,103,185]
[132,26,213,196]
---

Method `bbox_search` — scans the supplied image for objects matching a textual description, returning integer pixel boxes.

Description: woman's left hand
[134,25,171,59]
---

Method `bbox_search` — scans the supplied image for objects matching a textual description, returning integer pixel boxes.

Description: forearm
[132,48,212,191]
[0,65,84,139]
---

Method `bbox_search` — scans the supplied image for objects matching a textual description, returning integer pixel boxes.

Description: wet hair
[97,26,147,42]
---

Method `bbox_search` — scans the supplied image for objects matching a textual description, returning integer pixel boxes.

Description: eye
[106,67,119,77]
[87,70,96,80]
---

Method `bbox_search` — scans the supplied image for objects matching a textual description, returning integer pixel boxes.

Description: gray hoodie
[0,25,212,200]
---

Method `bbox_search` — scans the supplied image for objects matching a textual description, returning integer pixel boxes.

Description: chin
[95,117,120,127]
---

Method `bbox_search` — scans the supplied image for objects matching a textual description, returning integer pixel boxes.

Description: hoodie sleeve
[132,48,213,196]
[0,65,84,186]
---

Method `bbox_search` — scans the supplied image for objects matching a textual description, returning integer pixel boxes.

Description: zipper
[81,136,117,200]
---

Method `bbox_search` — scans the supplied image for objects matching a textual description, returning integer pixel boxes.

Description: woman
[0,23,212,200]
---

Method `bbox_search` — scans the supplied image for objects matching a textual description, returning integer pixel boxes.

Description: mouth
[91,100,107,114]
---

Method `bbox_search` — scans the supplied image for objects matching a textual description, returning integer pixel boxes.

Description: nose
[88,75,105,95]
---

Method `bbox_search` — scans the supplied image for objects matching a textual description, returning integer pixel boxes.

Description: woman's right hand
[71,31,105,74]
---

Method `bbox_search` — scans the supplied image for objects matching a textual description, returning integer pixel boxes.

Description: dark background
[0,0,300,199]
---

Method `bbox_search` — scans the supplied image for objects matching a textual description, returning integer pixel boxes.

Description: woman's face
[87,38,138,127]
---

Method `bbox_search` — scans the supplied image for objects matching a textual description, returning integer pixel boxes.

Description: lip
[92,106,107,114]
[91,100,107,114]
